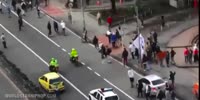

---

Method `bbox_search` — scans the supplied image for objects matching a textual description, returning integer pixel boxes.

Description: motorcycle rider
[70,48,78,61]
[49,58,59,72]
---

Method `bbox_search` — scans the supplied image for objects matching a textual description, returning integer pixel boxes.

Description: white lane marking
[59,75,88,99]
[2,3,61,48]
[62,48,66,52]
[81,62,85,65]
[87,67,92,71]
[94,72,101,77]
[104,78,135,100]
[0,68,29,100]
[0,24,88,99]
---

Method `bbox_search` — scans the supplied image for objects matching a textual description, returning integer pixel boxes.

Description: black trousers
[2,41,7,48]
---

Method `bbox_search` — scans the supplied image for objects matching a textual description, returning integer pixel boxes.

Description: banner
[133,34,145,59]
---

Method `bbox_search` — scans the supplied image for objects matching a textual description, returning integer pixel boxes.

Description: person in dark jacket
[188,48,193,64]
[169,71,176,85]
[17,7,21,16]
[157,88,165,100]
[153,31,157,43]
[53,21,58,33]
[135,48,139,60]
[170,48,176,64]
[11,0,16,11]
[18,17,23,31]
[166,51,170,67]
[122,48,128,66]
[101,44,106,59]
[137,81,143,97]
[92,35,99,49]
[47,21,52,37]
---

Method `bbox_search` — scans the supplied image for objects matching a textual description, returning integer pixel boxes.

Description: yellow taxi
[38,72,64,93]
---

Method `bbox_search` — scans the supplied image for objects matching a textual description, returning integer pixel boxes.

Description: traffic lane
[21,9,143,99]
[0,26,86,100]
[0,68,23,100]
[0,12,132,100]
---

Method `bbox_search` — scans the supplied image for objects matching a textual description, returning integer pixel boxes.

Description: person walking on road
[170,48,176,65]
[11,0,16,11]
[17,7,21,16]
[60,20,66,35]
[18,17,23,31]
[129,42,135,60]
[92,35,99,49]
[127,67,134,88]
[137,81,143,97]
[1,33,7,48]
[7,5,11,18]
[122,48,128,67]
[53,21,59,33]
[145,83,151,100]
[169,71,176,85]
[0,2,3,14]
[37,7,40,18]
[156,87,165,100]
[184,47,189,63]
[47,21,52,37]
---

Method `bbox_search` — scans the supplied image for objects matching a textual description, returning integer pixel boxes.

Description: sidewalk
[39,1,199,100]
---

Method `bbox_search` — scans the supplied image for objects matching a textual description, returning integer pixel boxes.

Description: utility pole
[135,5,142,64]
[81,0,86,32]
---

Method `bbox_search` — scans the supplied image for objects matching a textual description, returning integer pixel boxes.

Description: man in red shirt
[107,16,112,29]
[193,48,199,63]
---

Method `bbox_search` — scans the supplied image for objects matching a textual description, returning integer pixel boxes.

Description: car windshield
[49,77,62,84]
[105,96,119,100]
[152,79,164,85]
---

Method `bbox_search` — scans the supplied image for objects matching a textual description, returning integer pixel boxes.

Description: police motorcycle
[49,58,59,73]
[69,48,79,64]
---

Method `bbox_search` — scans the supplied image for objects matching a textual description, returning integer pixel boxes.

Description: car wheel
[88,95,91,100]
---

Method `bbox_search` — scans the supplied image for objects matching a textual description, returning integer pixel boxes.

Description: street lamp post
[81,0,86,32]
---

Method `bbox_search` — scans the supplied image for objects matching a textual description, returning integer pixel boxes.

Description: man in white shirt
[127,67,134,88]
[60,20,66,35]
[128,42,135,60]
[106,29,111,43]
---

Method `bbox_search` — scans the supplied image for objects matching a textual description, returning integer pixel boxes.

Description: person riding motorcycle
[70,48,78,62]
[49,58,59,72]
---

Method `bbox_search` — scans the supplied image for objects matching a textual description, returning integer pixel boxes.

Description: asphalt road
[0,7,138,100]
[0,67,27,100]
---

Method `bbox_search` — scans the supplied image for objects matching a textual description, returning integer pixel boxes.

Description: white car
[88,88,119,100]
[137,74,166,96]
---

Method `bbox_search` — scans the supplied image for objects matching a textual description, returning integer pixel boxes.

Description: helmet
[72,48,75,51]
[51,58,55,61]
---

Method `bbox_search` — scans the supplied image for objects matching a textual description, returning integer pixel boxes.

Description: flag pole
[135,6,141,64]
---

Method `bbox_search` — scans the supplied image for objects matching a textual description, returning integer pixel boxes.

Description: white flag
[133,34,145,59]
